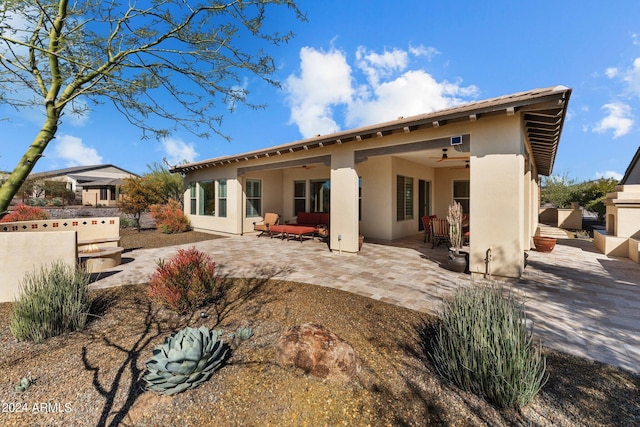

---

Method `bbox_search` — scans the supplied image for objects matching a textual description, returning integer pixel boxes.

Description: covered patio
[91,230,640,374]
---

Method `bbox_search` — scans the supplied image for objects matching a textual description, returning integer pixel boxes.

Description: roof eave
[172,86,572,175]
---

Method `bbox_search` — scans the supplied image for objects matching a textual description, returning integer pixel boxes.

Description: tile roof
[172,85,571,176]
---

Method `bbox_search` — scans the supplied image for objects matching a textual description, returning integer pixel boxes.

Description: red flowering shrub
[149,200,190,234]
[0,204,50,223]
[148,247,217,314]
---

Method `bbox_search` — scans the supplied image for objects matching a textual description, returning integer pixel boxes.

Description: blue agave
[144,326,227,395]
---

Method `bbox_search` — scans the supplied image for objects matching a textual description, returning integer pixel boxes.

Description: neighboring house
[172,86,572,279]
[595,146,640,263]
[28,164,138,206]
[620,146,640,185]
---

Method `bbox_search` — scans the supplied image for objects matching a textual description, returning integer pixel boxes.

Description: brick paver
[90,232,640,374]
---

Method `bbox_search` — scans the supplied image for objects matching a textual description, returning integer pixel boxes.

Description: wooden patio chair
[430,217,450,249]
[253,212,279,237]
[421,215,437,243]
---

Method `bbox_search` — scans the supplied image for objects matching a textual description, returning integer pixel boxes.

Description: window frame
[396,175,414,221]
[453,180,470,214]
[293,180,306,216]
[199,180,215,216]
[245,179,262,218]
[189,182,197,215]
[218,179,227,218]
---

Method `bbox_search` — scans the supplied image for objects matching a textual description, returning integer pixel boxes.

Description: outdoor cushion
[294,212,330,227]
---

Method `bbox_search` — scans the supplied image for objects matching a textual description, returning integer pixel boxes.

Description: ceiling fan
[431,148,468,162]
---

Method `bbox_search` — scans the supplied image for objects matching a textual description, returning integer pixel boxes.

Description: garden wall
[0,231,77,303]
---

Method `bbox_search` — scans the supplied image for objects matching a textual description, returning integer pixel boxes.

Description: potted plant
[533,235,556,252]
[447,201,467,273]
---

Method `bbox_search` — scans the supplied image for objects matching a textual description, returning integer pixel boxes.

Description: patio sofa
[279,212,330,240]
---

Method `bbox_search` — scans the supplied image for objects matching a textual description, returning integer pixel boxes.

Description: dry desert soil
[0,228,638,426]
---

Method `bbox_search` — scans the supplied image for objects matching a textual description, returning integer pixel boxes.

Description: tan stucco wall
[1,217,119,249]
[242,169,284,233]
[433,168,471,218]
[180,112,543,277]
[0,230,77,303]
[557,208,583,230]
[185,167,243,235]
[330,149,360,253]
[358,156,393,240]
[281,164,331,222]
[469,115,525,278]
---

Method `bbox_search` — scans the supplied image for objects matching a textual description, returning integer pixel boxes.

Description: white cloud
[356,47,408,86]
[347,70,477,127]
[53,135,103,166]
[284,45,478,138]
[594,170,623,180]
[162,137,198,165]
[593,102,634,138]
[409,44,440,60]
[285,46,353,137]
[621,57,640,96]
[605,67,619,78]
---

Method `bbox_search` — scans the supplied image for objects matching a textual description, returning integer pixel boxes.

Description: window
[246,179,261,217]
[110,189,116,201]
[99,188,108,201]
[189,182,197,215]
[453,180,470,214]
[199,181,215,216]
[293,181,306,216]
[396,175,414,221]
[310,179,330,213]
[218,179,227,218]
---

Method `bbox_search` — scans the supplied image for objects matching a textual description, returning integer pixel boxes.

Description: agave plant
[144,326,228,395]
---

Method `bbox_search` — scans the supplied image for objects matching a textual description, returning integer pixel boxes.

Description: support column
[469,116,526,278]
[330,150,360,253]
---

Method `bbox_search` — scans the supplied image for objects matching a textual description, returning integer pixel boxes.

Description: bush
[1,204,49,222]
[10,261,91,342]
[429,284,547,409]
[119,216,136,229]
[25,198,48,207]
[150,200,190,234]
[148,247,217,314]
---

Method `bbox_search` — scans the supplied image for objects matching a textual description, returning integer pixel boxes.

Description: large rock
[275,323,360,383]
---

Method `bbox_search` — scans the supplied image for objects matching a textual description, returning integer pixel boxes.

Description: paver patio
[90,231,640,374]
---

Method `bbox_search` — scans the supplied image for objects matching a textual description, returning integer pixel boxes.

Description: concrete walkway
[91,232,640,374]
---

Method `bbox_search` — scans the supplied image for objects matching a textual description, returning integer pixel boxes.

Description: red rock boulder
[275,323,360,383]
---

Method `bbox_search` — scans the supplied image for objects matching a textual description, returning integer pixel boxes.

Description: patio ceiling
[172,86,571,177]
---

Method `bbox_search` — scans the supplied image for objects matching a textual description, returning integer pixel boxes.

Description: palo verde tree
[0,0,304,217]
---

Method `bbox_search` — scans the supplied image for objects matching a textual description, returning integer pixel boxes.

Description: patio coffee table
[269,225,316,242]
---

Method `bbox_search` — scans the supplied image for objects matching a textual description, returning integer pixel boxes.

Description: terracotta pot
[533,236,557,253]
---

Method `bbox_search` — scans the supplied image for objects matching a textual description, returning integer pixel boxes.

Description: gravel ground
[0,228,638,426]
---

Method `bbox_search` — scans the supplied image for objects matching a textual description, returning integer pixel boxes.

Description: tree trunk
[0,115,59,216]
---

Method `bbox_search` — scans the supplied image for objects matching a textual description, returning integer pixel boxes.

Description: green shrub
[150,200,190,234]
[429,284,547,409]
[119,216,136,229]
[10,261,91,342]
[148,247,217,314]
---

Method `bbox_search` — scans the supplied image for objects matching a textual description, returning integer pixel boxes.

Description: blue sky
[1,1,639,182]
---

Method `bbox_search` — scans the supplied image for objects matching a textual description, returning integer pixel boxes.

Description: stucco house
[28,164,137,206]
[172,86,572,279]
[595,146,640,262]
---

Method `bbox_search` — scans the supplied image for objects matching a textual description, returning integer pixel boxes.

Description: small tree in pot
[447,201,466,272]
